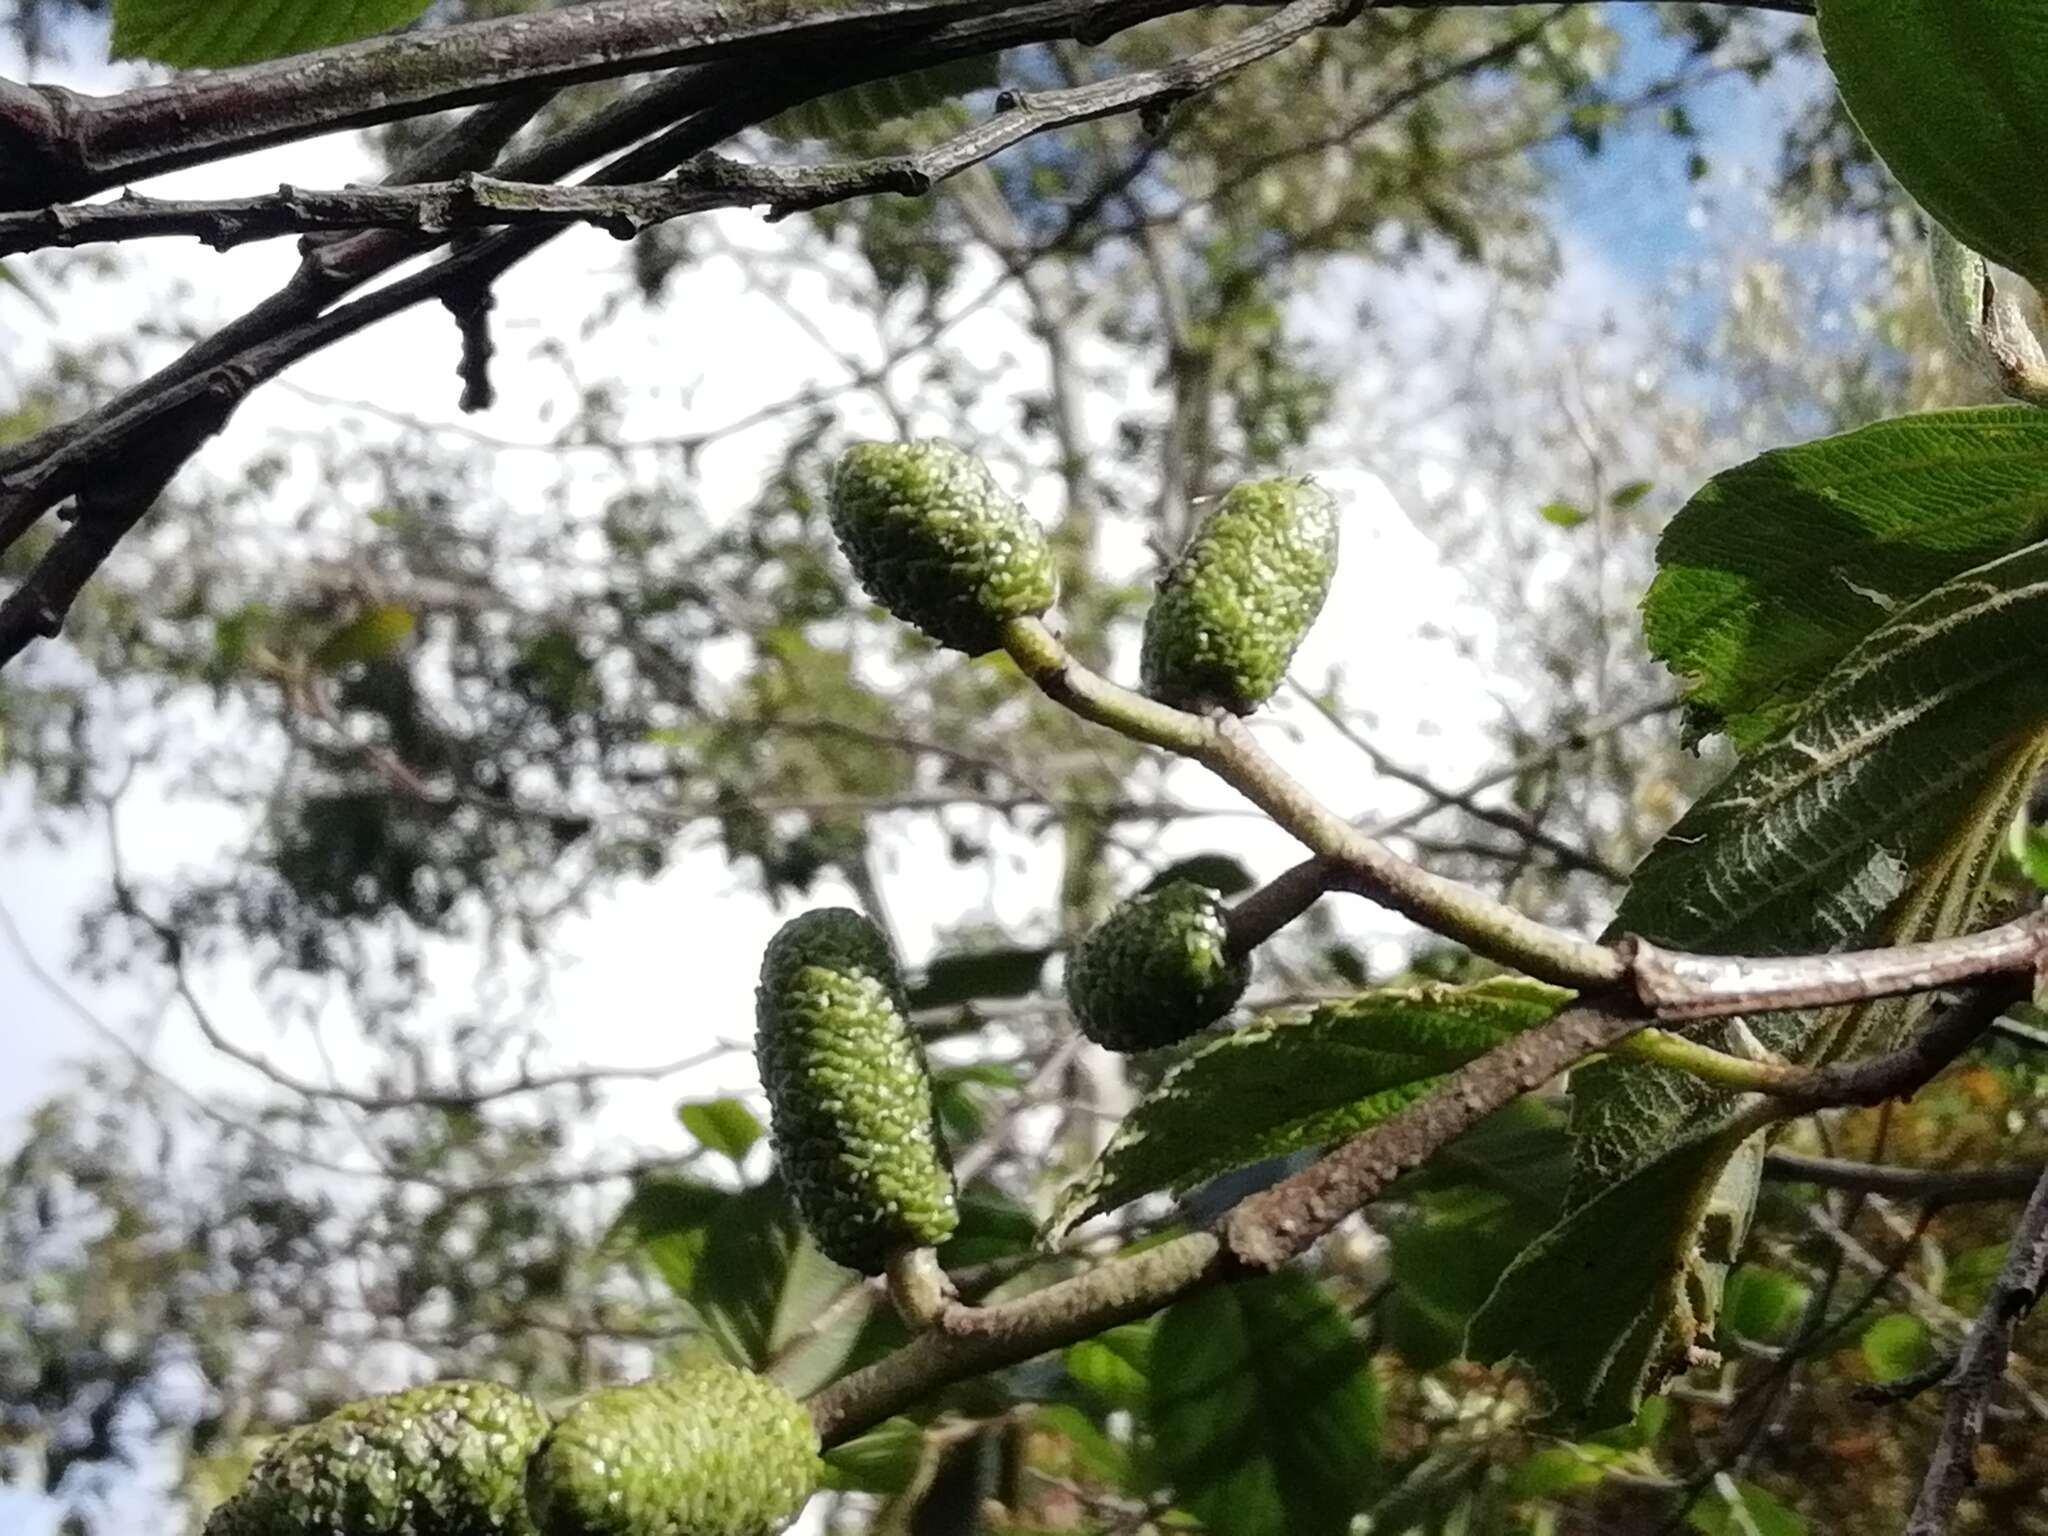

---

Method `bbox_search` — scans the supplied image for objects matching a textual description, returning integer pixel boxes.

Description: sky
[0,7,1830,1531]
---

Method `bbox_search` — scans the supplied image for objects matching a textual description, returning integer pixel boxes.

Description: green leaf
[1381,1103,1569,1370]
[1506,530,2048,1427]
[1687,1480,1808,1536]
[1538,501,1588,529]
[1140,854,1256,898]
[1720,1266,1811,1347]
[822,1417,925,1494]
[1066,1323,1152,1413]
[907,945,1054,1010]
[1148,1273,1381,1536]
[938,1186,1040,1269]
[112,0,433,66]
[1861,1313,1936,1384]
[1644,408,2048,749]
[1468,1126,1750,1428]
[1384,1184,1557,1371]
[310,604,415,671]
[605,1175,730,1298]
[1943,1240,2011,1312]
[1045,979,1569,1241]
[2011,809,2048,891]
[1504,1446,1611,1499]
[762,56,1000,144]
[1818,0,2048,293]
[677,1098,763,1164]
[690,1181,877,1395]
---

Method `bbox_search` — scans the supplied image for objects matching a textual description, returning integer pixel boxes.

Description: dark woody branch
[0,0,1366,671]
[0,0,1815,211]
[0,0,1363,259]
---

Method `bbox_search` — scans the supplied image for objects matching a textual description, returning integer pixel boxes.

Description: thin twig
[1762,1151,2048,1206]
[1906,1165,2048,1535]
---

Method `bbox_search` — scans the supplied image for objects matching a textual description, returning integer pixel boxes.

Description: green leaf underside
[1046,979,1569,1241]
[762,56,1000,144]
[1381,1101,1569,1370]
[821,1417,924,1494]
[112,0,432,66]
[1644,408,2048,750]
[1148,1273,1382,1536]
[1497,531,2048,1428]
[1818,0,2048,293]
[1468,1128,1750,1428]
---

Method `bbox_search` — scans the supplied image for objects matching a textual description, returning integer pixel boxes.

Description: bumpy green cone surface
[1140,478,1338,715]
[755,907,959,1273]
[205,1380,549,1536]
[1066,881,1250,1053]
[829,439,1057,654]
[526,1364,820,1536]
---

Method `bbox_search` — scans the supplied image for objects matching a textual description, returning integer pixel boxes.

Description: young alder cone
[755,907,960,1273]
[829,439,1057,655]
[204,1380,551,1536]
[525,1363,820,1536]
[1066,881,1251,1053]
[1140,477,1339,715]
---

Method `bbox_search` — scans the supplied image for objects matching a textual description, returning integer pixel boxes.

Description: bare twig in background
[1907,1165,2048,1536]
[1762,1151,2048,1207]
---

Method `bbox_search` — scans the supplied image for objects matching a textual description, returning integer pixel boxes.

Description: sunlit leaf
[112,0,434,66]
[1860,1313,1936,1385]
[1819,0,2048,293]
[677,1098,763,1164]
[311,604,416,671]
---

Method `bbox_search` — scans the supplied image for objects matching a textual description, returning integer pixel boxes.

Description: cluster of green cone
[828,438,1338,1052]
[204,1368,820,1536]
[207,440,1336,1536]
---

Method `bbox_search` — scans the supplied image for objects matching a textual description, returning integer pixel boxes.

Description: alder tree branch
[0,0,1815,211]
[806,982,2038,1443]
[0,0,1357,671]
[1906,1163,2048,1536]
[806,1232,1227,1443]
[0,0,1045,207]
[1221,996,1653,1267]
[1762,1151,2048,1207]
[0,0,1362,259]
[1001,615,2048,1011]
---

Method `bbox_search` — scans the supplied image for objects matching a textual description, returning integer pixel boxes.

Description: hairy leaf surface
[1482,531,2048,1425]
[112,0,432,66]
[1045,979,1568,1242]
